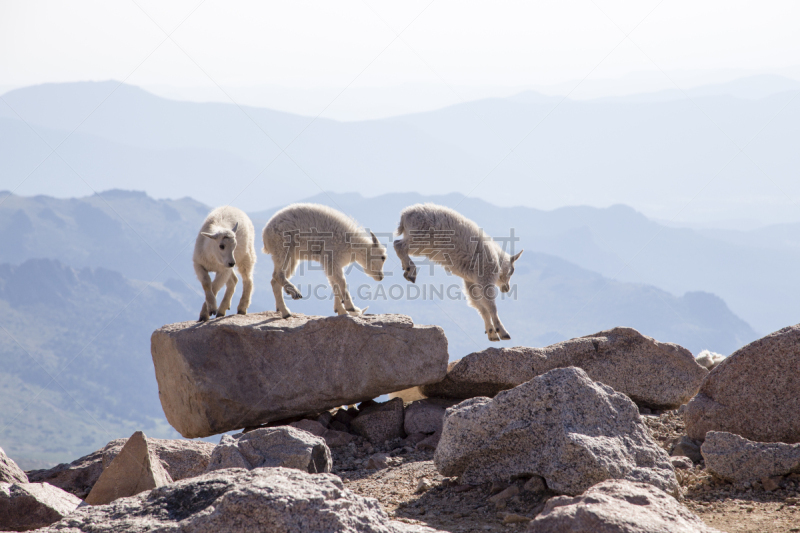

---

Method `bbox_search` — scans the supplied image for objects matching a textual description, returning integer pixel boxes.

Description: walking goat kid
[262,203,387,318]
[193,206,256,321]
[394,203,523,341]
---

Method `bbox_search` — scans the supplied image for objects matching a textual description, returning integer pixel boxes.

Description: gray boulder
[151,312,448,438]
[434,367,680,497]
[206,427,332,474]
[85,431,172,506]
[351,398,405,444]
[40,467,441,533]
[701,431,800,483]
[684,324,800,443]
[0,447,27,484]
[27,437,215,499]
[404,399,457,436]
[528,479,722,533]
[422,327,705,409]
[1,482,82,532]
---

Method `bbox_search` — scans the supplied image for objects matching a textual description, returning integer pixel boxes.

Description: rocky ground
[331,411,800,533]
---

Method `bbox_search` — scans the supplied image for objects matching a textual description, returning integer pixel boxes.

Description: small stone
[785,497,798,505]
[416,478,433,493]
[415,432,440,452]
[317,412,333,428]
[489,485,519,505]
[351,398,405,444]
[404,399,456,435]
[671,456,694,470]
[366,453,389,470]
[488,480,509,495]
[523,475,547,493]
[290,419,327,436]
[322,429,354,448]
[672,436,703,463]
[330,421,349,432]
[762,476,781,492]
[206,426,331,474]
[502,513,531,524]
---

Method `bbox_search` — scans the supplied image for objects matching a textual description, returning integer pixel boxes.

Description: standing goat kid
[193,206,256,321]
[262,203,387,318]
[394,203,523,341]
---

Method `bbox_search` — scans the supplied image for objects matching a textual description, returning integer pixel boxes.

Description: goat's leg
[195,264,219,321]
[327,267,362,315]
[466,282,500,341]
[217,269,237,316]
[333,295,348,316]
[271,263,293,319]
[483,290,510,340]
[394,238,417,283]
[237,262,253,315]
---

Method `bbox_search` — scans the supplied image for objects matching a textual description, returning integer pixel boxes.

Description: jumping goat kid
[394,203,522,341]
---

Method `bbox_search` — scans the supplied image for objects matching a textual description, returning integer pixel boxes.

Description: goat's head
[497,249,523,293]
[364,231,387,282]
[202,222,239,268]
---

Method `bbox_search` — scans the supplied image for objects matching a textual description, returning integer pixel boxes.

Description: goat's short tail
[396,219,405,237]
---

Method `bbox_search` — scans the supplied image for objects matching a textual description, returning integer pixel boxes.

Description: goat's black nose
[229,262,236,267]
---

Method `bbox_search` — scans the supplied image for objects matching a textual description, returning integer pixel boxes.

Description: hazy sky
[2,1,799,118]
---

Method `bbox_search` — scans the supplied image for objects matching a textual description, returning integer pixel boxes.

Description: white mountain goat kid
[193,206,256,321]
[394,203,523,341]
[262,203,387,318]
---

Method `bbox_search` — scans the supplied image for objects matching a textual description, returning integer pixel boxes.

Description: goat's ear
[201,232,219,240]
[231,222,239,233]
[370,231,379,246]
[511,250,524,263]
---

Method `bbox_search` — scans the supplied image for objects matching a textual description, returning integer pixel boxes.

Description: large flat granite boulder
[151,312,449,438]
[421,327,706,409]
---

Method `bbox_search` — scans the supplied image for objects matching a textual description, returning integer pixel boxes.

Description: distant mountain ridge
[2,79,798,225]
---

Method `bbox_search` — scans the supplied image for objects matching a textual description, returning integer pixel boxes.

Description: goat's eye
[219,244,225,250]
[381,255,386,260]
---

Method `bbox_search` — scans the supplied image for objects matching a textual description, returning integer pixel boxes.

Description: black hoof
[500,333,511,340]
[281,312,292,319]
[237,309,246,315]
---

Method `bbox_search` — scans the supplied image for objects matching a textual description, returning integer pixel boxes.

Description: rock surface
[671,436,703,463]
[527,479,722,533]
[404,399,456,436]
[41,467,441,533]
[421,327,706,409]
[85,431,172,505]
[1,482,82,532]
[351,397,406,444]
[434,367,680,497]
[206,426,332,474]
[151,312,449,438]
[27,437,215,499]
[0,447,27,484]
[684,324,800,443]
[701,431,800,483]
